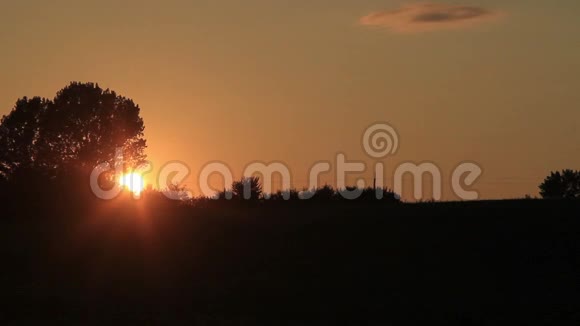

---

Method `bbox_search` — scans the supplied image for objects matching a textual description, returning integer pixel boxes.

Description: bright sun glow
[119,173,145,196]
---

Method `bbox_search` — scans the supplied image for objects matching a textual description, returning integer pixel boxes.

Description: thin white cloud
[360,3,504,34]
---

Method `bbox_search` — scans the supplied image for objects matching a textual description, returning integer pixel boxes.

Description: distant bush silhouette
[297,185,400,202]
[357,187,400,202]
[0,82,146,186]
[539,169,580,199]
[163,183,192,201]
[209,179,401,203]
[231,176,263,200]
[267,189,300,201]
[312,185,337,201]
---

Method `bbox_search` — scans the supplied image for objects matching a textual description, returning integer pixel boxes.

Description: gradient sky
[1,0,579,200]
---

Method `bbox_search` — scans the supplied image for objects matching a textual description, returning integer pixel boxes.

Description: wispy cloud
[359,3,504,34]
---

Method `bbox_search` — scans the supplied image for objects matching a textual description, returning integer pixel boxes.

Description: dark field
[1,198,579,325]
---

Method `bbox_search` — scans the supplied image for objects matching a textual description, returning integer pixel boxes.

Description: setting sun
[2,1,580,323]
[119,173,145,196]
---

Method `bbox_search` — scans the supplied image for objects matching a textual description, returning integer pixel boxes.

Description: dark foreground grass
[1,197,579,325]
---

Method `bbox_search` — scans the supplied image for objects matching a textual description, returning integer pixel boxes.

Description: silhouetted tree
[309,185,337,201]
[231,176,262,200]
[0,97,48,180]
[0,82,146,183]
[539,170,580,199]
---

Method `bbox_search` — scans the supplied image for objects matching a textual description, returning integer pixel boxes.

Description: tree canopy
[0,82,146,183]
[539,169,580,199]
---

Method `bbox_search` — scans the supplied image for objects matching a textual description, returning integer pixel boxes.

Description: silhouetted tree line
[1,82,578,204]
[209,176,401,203]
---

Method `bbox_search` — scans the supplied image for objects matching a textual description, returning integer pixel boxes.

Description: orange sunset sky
[1,1,579,200]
